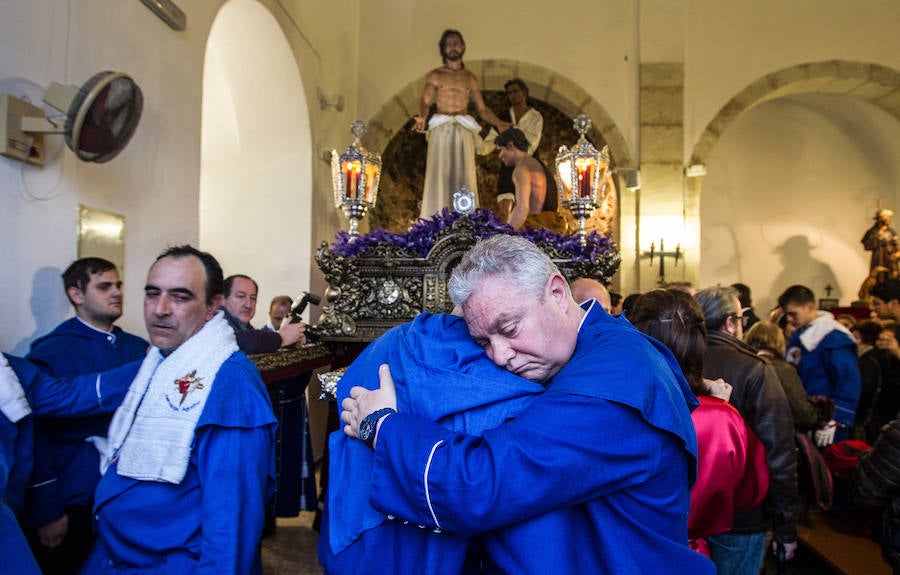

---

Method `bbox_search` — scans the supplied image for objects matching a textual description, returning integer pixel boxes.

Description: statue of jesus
[413,30,509,219]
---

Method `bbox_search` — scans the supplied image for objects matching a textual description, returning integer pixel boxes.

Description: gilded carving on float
[313,209,620,341]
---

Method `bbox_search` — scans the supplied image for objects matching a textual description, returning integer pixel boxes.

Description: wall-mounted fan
[0,71,143,165]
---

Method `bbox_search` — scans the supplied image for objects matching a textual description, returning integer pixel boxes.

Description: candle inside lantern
[364,163,379,203]
[575,158,594,198]
[344,161,361,200]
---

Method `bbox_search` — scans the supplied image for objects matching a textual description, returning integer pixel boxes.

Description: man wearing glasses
[778,284,861,447]
[696,286,798,574]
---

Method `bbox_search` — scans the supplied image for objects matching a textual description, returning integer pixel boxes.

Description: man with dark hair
[778,284,861,445]
[731,282,761,330]
[23,257,148,575]
[263,295,293,332]
[865,279,900,443]
[621,292,642,318]
[485,78,545,222]
[81,245,277,574]
[220,274,306,354]
[870,278,900,322]
[696,286,798,573]
[340,235,714,574]
[414,29,509,218]
[609,291,624,315]
[495,128,566,233]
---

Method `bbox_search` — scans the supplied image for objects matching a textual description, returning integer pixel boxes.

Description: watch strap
[361,407,397,448]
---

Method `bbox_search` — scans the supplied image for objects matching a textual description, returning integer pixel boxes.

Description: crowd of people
[6,234,900,574]
[1,248,312,574]
[6,23,900,575]
[330,236,900,575]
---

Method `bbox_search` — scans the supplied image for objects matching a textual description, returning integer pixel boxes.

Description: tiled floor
[260,512,846,575]
[261,512,324,575]
[260,507,873,575]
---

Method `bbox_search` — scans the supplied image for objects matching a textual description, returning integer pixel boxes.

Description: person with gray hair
[339,235,714,574]
[696,286,799,573]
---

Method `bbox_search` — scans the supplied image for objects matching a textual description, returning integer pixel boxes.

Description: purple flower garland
[331,208,615,263]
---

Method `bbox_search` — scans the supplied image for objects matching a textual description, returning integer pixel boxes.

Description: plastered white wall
[355,0,640,161]
[199,0,313,321]
[4,0,900,354]
[684,0,900,160]
[700,93,900,315]
[0,0,223,353]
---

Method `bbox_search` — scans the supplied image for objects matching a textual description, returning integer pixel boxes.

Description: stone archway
[362,59,632,235]
[199,0,314,310]
[689,60,900,309]
[690,60,900,166]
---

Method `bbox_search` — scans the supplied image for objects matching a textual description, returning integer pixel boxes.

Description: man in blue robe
[318,312,543,574]
[341,235,715,574]
[24,257,148,574]
[1,354,141,575]
[80,245,277,575]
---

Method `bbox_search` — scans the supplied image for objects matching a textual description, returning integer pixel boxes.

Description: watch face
[359,417,374,443]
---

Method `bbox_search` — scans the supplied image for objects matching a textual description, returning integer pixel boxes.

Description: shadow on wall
[9,267,70,356]
[769,235,841,307]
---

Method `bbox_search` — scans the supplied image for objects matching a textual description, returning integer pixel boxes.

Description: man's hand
[341,364,398,443]
[706,378,733,402]
[412,115,427,133]
[277,319,306,348]
[38,514,69,549]
[495,120,513,133]
[877,329,900,359]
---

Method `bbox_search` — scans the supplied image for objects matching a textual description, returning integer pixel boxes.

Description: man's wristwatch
[359,408,397,449]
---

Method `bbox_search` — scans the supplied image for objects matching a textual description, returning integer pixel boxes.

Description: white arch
[200,0,313,316]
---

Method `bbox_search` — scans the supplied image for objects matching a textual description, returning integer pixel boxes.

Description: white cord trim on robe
[424,439,445,530]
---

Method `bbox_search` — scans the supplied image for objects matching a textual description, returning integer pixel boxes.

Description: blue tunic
[25,317,148,527]
[787,324,861,430]
[318,313,544,575]
[1,354,141,575]
[81,352,277,575]
[368,304,716,574]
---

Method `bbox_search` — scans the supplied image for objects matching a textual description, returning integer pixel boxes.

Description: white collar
[76,316,116,343]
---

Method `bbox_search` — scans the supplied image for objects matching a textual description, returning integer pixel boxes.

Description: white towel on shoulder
[0,356,31,423]
[101,312,237,484]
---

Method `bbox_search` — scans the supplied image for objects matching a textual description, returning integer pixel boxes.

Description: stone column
[637,62,697,292]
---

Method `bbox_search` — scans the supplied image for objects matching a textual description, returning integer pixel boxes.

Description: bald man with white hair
[570,277,611,312]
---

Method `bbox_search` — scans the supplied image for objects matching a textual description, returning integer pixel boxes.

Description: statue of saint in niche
[860,208,899,300]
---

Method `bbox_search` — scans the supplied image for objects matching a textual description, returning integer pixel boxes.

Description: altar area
[311,115,621,343]
[249,114,622,521]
